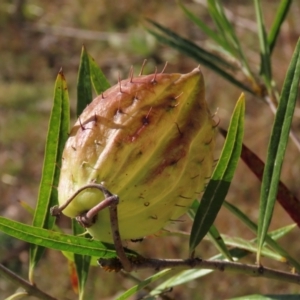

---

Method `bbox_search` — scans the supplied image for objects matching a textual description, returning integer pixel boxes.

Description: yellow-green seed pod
[58,67,215,243]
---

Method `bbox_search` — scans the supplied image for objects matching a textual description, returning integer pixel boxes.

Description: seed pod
[58,67,215,243]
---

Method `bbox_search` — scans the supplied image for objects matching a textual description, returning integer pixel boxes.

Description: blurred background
[1,0,300,299]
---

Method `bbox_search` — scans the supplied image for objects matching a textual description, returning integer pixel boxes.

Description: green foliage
[0,217,119,258]
[257,39,300,263]
[189,93,245,253]
[29,70,70,283]
[0,1,300,299]
[130,224,296,298]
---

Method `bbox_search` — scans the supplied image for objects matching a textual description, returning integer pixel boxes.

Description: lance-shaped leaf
[88,53,111,94]
[116,269,172,300]
[77,46,93,116]
[268,0,292,54]
[189,200,233,261]
[225,200,300,271]
[73,49,111,299]
[206,0,252,77]
[146,19,254,95]
[178,0,227,51]
[149,223,296,298]
[257,38,300,263]
[72,220,91,300]
[219,128,300,228]
[29,69,70,282]
[73,47,98,300]
[254,0,272,89]
[189,93,245,253]
[0,217,139,258]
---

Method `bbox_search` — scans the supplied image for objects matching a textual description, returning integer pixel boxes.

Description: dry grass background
[1,0,300,299]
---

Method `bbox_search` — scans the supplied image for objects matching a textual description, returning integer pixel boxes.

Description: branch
[99,257,300,285]
[0,263,57,300]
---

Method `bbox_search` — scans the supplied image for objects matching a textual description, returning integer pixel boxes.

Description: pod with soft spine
[57,67,216,243]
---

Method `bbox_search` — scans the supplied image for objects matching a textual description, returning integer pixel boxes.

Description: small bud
[58,67,215,242]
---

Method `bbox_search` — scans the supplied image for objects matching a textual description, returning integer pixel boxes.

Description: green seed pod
[58,67,215,243]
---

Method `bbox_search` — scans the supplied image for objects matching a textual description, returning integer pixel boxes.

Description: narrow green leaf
[29,69,70,281]
[116,269,172,300]
[189,201,233,261]
[192,198,294,261]
[207,0,232,49]
[73,49,111,299]
[268,0,292,53]
[205,0,249,77]
[150,268,213,298]
[207,0,240,57]
[267,223,296,241]
[207,0,253,77]
[0,217,129,258]
[75,46,95,298]
[77,46,93,116]
[219,127,300,227]
[147,19,234,70]
[146,20,254,95]
[208,226,234,261]
[257,38,300,263]
[72,221,91,300]
[150,223,294,296]
[178,1,227,50]
[220,234,283,261]
[88,54,111,94]
[254,0,272,88]
[150,249,251,297]
[18,200,99,267]
[189,94,245,252]
[224,201,300,271]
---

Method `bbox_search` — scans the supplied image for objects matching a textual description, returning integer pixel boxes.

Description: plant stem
[100,257,300,285]
[0,263,57,300]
